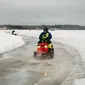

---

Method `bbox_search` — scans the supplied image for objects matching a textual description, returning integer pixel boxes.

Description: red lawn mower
[34,42,54,59]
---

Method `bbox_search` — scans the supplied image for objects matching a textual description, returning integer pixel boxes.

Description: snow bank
[0,31,25,54]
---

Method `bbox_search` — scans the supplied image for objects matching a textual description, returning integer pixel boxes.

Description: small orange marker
[40,72,48,76]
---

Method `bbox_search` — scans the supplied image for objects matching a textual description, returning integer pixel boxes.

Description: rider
[38,27,52,49]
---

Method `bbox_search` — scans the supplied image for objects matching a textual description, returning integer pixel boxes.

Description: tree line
[0,24,85,30]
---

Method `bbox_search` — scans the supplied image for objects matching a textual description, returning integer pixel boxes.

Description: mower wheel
[34,52,37,58]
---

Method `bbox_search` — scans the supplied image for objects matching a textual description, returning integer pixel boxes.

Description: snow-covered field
[0,31,25,54]
[1,29,85,85]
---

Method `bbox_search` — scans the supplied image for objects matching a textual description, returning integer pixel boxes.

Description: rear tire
[49,48,54,59]
[34,52,37,58]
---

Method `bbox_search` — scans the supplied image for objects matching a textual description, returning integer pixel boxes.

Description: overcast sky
[0,0,85,25]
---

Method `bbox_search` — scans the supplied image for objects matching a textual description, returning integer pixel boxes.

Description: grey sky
[0,0,85,25]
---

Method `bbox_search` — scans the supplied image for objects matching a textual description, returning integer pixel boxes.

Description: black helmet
[43,27,48,32]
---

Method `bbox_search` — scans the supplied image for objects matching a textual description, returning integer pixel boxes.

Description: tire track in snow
[60,44,85,85]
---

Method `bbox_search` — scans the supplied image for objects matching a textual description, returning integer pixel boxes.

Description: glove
[42,35,47,39]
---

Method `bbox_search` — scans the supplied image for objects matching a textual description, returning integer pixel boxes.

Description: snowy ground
[0,31,25,54]
[1,30,85,85]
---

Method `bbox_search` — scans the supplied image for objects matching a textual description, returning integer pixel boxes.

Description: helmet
[43,27,48,32]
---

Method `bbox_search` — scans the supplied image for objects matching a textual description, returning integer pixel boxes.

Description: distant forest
[0,24,85,30]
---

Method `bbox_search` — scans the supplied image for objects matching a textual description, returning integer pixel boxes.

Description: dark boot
[48,48,51,52]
